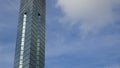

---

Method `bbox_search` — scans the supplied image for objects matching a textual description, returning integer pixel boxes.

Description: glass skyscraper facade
[14,0,45,68]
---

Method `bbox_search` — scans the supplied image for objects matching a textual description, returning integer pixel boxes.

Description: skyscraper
[14,0,45,68]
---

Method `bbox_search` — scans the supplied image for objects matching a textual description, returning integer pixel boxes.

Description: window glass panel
[22,34,25,37]
[23,25,26,29]
[21,47,24,50]
[21,38,25,42]
[21,42,24,45]
[20,61,23,64]
[19,65,22,68]
[22,29,25,33]
[20,56,23,60]
[37,43,40,46]
[20,51,24,55]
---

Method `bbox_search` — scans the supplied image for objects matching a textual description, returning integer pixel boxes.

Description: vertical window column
[19,13,27,68]
[36,14,41,67]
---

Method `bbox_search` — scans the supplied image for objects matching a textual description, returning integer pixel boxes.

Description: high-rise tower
[14,0,45,68]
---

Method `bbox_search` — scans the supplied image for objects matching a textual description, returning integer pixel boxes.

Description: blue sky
[0,0,120,68]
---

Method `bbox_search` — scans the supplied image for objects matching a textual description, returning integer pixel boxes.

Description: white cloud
[46,31,120,67]
[56,0,120,36]
[46,31,120,58]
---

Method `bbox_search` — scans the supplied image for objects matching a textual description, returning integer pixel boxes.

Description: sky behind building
[0,0,120,68]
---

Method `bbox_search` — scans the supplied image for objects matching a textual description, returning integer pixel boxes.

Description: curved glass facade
[14,0,45,68]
